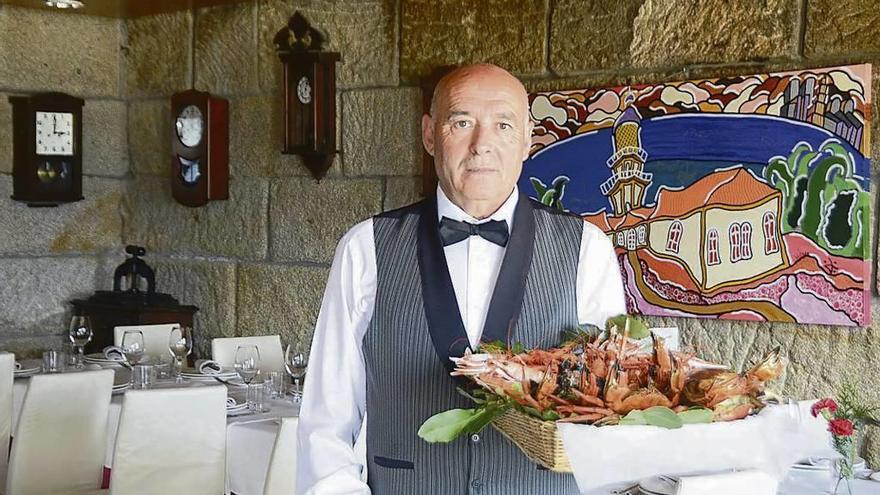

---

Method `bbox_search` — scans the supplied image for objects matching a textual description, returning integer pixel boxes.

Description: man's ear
[521,120,534,162]
[422,114,435,157]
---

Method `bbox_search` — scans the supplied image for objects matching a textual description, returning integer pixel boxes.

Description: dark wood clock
[274,11,340,180]
[170,89,229,207]
[8,92,84,206]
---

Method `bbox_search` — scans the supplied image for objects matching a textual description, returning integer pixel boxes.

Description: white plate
[180,373,239,380]
[226,405,251,416]
[14,366,40,377]
[638,476,676,495]
[112,383,131,394]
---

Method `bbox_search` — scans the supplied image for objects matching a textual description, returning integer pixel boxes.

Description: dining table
[11,360,300,495]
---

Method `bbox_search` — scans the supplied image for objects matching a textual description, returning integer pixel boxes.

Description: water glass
[247,382,270,413]
[42,350,65,373]
[153,356,172,379]
[266,371,285,399]
[168,326,193,382]
[68,315,93,369]
[234,345,261,411]
[121,330,145,365]
[132,364,155,389]
[284,344,308,403]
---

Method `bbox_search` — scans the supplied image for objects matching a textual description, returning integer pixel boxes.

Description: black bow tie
[439,217,509,247]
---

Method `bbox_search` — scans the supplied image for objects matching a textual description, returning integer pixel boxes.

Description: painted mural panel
[521,64,872,326]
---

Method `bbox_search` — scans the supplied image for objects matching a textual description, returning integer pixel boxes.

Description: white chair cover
[109,385,227,494]
[211,335,284,374]
[0,353,14,490]
[266,415,367,494]
[113,323,180,360]
[262,417,298,495]
[6,369,113,495]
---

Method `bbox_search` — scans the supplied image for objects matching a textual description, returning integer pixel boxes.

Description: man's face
[422,67,533,215]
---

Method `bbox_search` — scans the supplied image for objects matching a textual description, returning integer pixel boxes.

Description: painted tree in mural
[765,140,869,258]
[530,175,569,211]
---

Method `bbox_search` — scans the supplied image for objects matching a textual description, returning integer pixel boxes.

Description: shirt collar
[436,185,519,227]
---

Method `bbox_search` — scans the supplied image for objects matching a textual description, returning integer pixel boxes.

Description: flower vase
[830,424,862,495]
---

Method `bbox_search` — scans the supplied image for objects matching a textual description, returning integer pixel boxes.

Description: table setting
[8,316,314,495]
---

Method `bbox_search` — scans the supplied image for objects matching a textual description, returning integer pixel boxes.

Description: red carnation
[811,398,838,417]
[829,418,854,437]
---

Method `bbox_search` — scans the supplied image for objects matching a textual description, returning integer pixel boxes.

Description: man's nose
[469,124,492,155]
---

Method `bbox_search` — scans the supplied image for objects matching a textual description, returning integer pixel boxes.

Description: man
[296,63,626,494]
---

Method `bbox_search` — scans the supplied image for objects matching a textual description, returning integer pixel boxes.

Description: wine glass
[168,326,193,382]
[68,315,92,369]
[285,344,308,403]
[234,345,261,411]
[121,330,145,366]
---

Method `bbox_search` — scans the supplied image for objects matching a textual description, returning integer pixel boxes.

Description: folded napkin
[14,361,21,370]
[103,346,126,361]
[196,359,223,375]
[676,470,778,495]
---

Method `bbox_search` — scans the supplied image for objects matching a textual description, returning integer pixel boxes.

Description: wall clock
[274,11,340,180]
[8,92,84,206]
[170,89,228,207]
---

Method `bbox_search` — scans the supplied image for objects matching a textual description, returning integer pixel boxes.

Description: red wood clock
[170,89,228,207]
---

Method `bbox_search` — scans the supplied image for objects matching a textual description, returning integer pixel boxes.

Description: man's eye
[499,122,512,130]
[453,120,471,129]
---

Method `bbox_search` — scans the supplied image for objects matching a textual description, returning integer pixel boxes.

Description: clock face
[297,76,312,104]
[175,105,204,148]
[35,111,74,156]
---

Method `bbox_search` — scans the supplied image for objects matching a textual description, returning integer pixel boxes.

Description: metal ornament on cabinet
[274,11,340,180]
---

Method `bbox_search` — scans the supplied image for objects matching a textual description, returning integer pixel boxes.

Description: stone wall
[0,5,126,355]
[1,0,879,464]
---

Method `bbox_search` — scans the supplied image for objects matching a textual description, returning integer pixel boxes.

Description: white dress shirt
[295,186,626,495]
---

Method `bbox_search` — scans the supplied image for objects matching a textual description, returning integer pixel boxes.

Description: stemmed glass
[285,344,308,403]
[168,326,193,383]
[234,345,261,411]
[121,330,145,366]
[68,315,92,369]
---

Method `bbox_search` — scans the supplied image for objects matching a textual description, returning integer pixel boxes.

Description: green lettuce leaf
[417,405,509,443]
[606,314,650,339]
[677,407,714,424]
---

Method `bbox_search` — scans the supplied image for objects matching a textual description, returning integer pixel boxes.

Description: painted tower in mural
[599,93,653,215]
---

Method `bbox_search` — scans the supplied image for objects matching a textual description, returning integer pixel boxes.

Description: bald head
[430,63,530,121]
[422,63,534,219]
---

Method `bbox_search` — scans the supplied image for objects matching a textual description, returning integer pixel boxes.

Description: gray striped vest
[363,193,582,494]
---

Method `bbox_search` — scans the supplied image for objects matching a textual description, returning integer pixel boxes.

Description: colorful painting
[520,64,872,326]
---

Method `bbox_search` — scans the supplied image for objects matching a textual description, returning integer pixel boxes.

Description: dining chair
[264,415,368,495]
[108,385,227,494]
[262,417,298,495]
[211,335,285,374]
[113,323,180,360]
[5,369,113,495]
[0,353,14,490]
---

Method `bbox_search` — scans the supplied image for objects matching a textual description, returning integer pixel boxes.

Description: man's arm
[576,221,627,326]
[296,220,377,495]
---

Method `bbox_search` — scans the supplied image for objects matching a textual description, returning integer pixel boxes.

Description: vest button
[470,433,480,443]
[471,478,482,489]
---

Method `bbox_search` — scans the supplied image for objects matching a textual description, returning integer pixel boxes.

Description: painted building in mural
[585,101,789,292]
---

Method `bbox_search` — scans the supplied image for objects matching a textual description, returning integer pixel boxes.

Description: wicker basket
[492,408,572,473]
